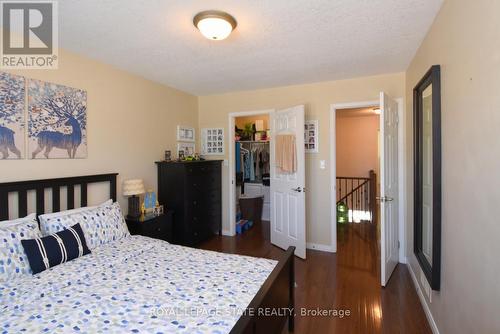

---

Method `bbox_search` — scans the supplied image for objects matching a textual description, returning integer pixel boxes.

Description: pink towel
[275,134,297,173]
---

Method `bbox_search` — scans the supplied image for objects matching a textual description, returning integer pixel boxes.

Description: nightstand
[125,210,174,243]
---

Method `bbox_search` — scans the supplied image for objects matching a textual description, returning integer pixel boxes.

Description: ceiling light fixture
[193,10,237,41]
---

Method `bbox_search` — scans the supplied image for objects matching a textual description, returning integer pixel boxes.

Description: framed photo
[177,142,195,156]
[202,128,224,155]
[164,150,171,161]
[177,125,195,142]
[304,120,319,153]
[153,205,164,216]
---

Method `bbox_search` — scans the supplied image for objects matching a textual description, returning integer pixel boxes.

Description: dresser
[156,160,222,246]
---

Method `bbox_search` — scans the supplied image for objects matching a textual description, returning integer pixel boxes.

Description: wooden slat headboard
[0,173,118,220]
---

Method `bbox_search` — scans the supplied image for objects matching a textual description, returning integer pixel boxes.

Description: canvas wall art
[28,80,87,159]
[0,72,25,159]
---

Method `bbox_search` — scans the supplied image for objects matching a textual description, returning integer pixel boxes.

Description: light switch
[223,159,229,167]
[320,160,326,169]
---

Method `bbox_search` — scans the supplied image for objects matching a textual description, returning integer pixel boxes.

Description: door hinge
[398,241,400,249]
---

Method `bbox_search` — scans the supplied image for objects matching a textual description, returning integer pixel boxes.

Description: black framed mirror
[414,65,441,291]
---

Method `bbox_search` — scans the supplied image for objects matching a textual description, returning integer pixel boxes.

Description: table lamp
[123,179,145,218]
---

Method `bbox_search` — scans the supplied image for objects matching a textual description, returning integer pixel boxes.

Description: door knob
[292,187,302,192]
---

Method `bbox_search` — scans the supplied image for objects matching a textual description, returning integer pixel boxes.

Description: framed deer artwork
[0,72,25,159]
[28,80,87,159]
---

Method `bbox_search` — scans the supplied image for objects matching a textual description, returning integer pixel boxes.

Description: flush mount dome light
[193,10,237,40]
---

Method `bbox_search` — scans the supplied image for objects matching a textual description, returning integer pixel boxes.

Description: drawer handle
[193,200,197,205]
[157,227,162,232]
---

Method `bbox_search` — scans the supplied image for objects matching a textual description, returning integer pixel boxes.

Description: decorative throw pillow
[0,214,41,281]
[39,201,129,250]
[21,223,90,275]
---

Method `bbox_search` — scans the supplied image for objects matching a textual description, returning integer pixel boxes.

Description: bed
[0,174,295,334]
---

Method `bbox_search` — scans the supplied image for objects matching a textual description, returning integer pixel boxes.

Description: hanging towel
[275,134,297,173]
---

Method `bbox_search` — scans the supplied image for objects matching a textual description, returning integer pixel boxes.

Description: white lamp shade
[123,179,145,196]
[197,17,233,40]
[255,120,264,132]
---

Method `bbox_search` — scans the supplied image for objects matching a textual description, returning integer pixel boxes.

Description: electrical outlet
[320,160,326,169]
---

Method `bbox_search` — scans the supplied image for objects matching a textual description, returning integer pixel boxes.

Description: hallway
[199,221,431,333]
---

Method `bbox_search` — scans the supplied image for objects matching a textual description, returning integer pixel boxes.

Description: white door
[270,105,306,259]
[380,92,399,286]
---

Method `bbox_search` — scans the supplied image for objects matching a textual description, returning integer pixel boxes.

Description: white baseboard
[221,229,233,237]
[306,242,335,253]
[407,263,440,334]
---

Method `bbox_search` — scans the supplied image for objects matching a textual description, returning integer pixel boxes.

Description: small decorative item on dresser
[164,150,171,161]
[178,150,185,160]
[153,205,164,216]
[142,189,158,215]
[123,179,145,218]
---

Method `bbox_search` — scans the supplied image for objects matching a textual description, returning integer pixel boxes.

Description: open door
[270,105,306,259]
[380,92,399,286]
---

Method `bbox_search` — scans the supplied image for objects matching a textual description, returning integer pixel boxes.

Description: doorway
[228,106,307,259]
[330,94,405,286]
[234,113,271,243]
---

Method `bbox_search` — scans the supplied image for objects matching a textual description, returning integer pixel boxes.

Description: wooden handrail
[337,179,369,204]
[336,170,376,223]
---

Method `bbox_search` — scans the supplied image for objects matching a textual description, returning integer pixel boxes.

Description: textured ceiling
[59,0,443,95]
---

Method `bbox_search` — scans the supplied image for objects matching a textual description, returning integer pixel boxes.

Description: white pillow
[1,213,37,228]
[39,201,129,250]
[0,213,41,281]
[38,199,113,222]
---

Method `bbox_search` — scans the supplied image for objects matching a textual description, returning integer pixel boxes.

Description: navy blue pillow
[21,223,91,274]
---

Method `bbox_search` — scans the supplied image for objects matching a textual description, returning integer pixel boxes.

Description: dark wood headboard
[0,173,118,220]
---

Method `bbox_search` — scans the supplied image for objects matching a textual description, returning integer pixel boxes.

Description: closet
[234,115,271,225]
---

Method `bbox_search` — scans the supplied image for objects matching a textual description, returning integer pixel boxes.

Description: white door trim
[227,109,275,236]
[329,99,406,262]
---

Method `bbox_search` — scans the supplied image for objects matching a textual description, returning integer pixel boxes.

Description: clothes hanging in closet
[235,142,241,173]
[238,142,270,183]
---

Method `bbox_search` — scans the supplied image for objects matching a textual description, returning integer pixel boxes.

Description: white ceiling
[59,0,443,95]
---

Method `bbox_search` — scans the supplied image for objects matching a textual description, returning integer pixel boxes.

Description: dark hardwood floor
[199,221,431,334]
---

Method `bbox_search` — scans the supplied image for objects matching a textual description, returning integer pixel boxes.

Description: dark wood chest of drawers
[156,160,222,246]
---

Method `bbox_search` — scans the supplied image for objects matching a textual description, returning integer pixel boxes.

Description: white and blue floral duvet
[0,236,277,333]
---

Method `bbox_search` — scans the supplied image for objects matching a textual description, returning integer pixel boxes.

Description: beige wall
[0,49,198,216]
[405,0,500,332]
[199,72,404,245]
[336,113,379,178]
